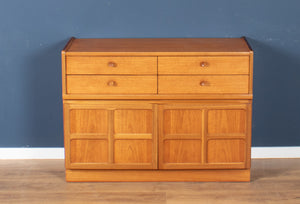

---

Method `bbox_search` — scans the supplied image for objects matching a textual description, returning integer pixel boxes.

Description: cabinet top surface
[63,38,252,55]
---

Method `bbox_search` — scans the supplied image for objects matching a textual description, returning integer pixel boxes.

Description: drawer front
[158,76,249,94]
[67,76,157,94]
[67,56,157,75]
[158,56,249,75]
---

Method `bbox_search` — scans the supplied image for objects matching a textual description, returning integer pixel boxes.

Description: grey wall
[0,0,299,147]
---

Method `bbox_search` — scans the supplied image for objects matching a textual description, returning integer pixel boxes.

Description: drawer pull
[107,61,117,67]
[199,81,209,86]
[200,61,209,67]
[107,80,118,86]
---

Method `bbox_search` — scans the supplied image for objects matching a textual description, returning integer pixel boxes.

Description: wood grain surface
[66,56,157,75]
[65,38,251,55]
[0,159,299,204]
[158,56,249,75]
[158,75,249,94]
[67,75,157,94]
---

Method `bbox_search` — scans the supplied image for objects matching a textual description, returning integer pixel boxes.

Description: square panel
[70,139,108,163]
[163,109,202,134]
[114,140,152,163]
[207,109,246,134]
[69,109,108,134]
[207,139,245,163]
[114,110,153,134]
[163,139,202,163]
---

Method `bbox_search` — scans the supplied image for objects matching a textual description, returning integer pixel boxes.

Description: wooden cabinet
[64,102,157,170]
[62,37,253,182]
[158,103,251,170]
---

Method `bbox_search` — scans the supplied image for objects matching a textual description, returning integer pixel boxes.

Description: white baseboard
[0,148,65,159]
[0,147,299,159]
[251,147,300,158]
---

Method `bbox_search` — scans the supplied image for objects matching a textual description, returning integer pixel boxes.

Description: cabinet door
[158,103,251,169]
[64,102,157,169]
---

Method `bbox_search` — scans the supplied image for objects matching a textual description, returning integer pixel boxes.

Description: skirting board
[0,147,299,159]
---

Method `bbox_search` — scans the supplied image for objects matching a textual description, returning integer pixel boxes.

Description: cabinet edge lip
[62,37,76,53]
[242,36,253,53]
[63,52,252,56]
[62,94,253,100]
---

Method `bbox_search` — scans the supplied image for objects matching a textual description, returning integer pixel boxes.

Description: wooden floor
[0,159,299,204]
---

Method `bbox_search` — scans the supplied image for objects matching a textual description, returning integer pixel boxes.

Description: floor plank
[0,159,299,203]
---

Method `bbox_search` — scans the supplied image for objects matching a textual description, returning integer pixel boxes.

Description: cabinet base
[66,169,250,182]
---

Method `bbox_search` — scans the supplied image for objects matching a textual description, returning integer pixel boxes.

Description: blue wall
[0,0,299,147]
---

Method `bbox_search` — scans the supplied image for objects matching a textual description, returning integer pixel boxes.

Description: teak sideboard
[62,37,253,182]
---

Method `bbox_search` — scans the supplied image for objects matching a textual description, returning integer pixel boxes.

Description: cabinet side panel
[61,51,66,96]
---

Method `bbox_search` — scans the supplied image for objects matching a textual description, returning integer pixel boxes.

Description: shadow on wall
[246,37,300,146]
[23,38,70,147]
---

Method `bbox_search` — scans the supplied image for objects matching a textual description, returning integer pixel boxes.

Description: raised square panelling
[70,139,108,163]
[163,110,202,135]
[114,110,153,134]
[69,109,108,134]
[207,139,245,163]
[163,139,202,163]
[207,109,246,135]
[114,140,152,163]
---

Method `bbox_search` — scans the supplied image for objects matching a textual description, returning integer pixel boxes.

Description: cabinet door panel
[114,140,152,163]
[70,109,108,134]
[64,102,157,170]
[159,103,250,170]
[207,109,246,135]
[70,139,108,163]
[205,107,249,168]
[163,139,201,163]
[113,108,156,168]
[159,105,203,169]
[114,109,152,134]
[207,139,245,163]
[164,110,202,134]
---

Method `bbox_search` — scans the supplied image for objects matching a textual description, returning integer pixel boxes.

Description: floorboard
[0,159,299,203]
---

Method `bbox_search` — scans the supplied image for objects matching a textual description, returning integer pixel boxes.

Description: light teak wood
[158,56,249,75]
[158,103,250,170]
[67,56,157,75]
[62,37,253,181]
[158,75,249,94]
[66,169,250,182]
[67,75,157,94]
[70,139,108,163]
[64,103,157,170]
[66,38,251,54]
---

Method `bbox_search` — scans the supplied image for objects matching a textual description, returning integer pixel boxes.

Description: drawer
[158,76,249,94]
[67,76,157,94]
[66,56,157,75]
[158,56,249,75]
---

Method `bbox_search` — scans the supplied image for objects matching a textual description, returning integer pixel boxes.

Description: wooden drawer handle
[199,81,209,86]
[107,61,117,67]
[200,61,209,67]
[107,80,118,86]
